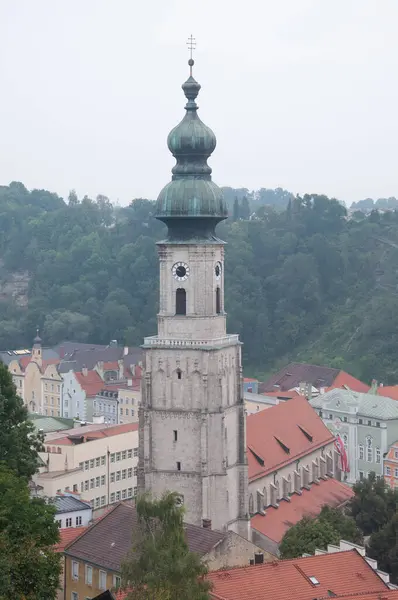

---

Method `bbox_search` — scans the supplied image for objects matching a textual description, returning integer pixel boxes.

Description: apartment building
[33,422,139,510]
[310,388,398,484]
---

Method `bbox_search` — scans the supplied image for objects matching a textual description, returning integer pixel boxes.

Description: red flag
[334,435,350,472]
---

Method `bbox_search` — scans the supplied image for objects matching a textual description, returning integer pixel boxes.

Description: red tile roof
[54,526,88,552]
[207,549,389,600]
[327,593,398,600]
[327,371,370,393]
[251,478,355,544]
[244,377,258,383]
[247,396,334,481]
[18,356,60,373]
[103,361,119,370]
[49,422,138,445]
[75,369,104,397]
[377,385,398,400]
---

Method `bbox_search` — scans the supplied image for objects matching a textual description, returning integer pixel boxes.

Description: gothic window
[176,369,182,380]
[375,447,381,464]
[176,288,186,315]
[359,444,364,460]
[366,436,373,462]
[256,490,263,512]
[249,493,254,514]
[216,287,221,314]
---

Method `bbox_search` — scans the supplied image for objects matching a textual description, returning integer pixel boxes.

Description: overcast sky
[1,0,398,205]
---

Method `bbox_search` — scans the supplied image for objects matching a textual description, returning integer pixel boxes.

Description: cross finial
[186,34,196,76]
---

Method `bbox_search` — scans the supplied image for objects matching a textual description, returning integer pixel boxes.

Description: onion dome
[33,328,42,346]
[155,61,227,241]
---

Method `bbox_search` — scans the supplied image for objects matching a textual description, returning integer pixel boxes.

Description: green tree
[0,465,61,600]
[368,514,398,584]
[0,362,44,479]
[279,506,362,559]
[233,196,240,221]
[318,506,363,544]
[240,195,251,219]
[280,516,340,559]
[120,492,211,600]
[348,472,398,535]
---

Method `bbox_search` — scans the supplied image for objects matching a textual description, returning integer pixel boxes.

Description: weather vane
[186,34,196,76]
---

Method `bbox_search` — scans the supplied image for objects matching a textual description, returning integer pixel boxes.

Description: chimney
[82,365,88,377]
[254,552,264,565]
[124,346,129,356]
[202,518,212,529]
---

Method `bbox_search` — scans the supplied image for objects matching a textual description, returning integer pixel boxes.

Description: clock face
[172,262,190,281]
[215,262,222,280]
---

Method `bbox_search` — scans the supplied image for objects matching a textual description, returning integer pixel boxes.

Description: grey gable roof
[259,362,340,393]
[65,502,225,572]
[52,495,91,514]
[310,388,398,420]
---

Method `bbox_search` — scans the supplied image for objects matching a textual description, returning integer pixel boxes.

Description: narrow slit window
[177,369,182,380]
[176,288,186,315]
[216,287,221,314]
[177,461,181,471]
[173,430,178,442]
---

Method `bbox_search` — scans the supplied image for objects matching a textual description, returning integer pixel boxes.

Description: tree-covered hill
[1,182,398,384]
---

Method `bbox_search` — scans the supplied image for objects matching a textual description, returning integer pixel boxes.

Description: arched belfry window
[216,287,221,314]
[176,288,186,315]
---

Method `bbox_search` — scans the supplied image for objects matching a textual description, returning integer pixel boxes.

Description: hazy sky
[1,1,398,205]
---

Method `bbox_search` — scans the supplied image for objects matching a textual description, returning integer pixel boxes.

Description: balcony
[142,334,240,350]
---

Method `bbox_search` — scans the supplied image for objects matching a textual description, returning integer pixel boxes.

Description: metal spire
[186,34,196,76]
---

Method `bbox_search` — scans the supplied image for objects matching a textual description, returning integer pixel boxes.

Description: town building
[92,384,140,425]
[310,388,398,484]
[206,549,398,600]
[246,396,353,554]
[51,493,92,528]
[138,59,249,536]
[54,526,88,600]
[4,336,143,420]
[259,362,369,396]
[243,377,259,394]
[384,440,398,489]
[8,332,63,415]
[60,362,142,421]
[244,391,285,415]
[63,502,266,600]
[33,422,139,510]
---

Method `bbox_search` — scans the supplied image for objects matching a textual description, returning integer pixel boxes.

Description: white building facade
[34,423,139,511]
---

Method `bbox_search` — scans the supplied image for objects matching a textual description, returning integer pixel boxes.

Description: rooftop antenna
[186,34,196,76]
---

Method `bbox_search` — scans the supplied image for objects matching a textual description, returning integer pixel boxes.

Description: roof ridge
[209,549,360,577]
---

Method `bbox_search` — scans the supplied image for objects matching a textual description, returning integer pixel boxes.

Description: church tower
[138,56,249,538]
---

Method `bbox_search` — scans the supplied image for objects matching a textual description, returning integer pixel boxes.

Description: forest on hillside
[1,181,398,384]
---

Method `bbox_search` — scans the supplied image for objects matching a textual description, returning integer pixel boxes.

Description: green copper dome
[155,67,227,240]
